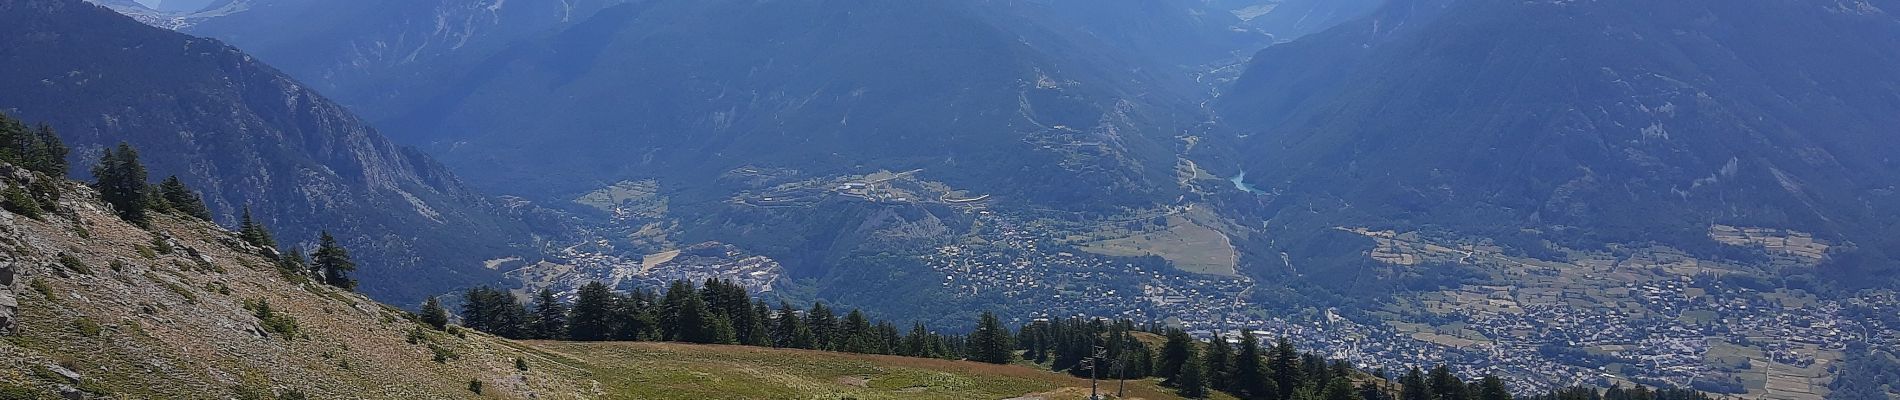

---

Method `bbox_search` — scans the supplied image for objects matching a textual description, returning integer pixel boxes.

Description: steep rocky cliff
[0,0,546,304]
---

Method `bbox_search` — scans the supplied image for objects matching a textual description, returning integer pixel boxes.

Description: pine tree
[968,311,1014,364]
[1159,328,1195,384]
[1429,366,1468,400]
[1233,330,1276,399]
[311,231,356,290]
[1206,336,1235,392]
[1178,347,1209,398]
[805,303,838,350]
[566,281,616,341]
[839,310,873,353]
[531,289,568,340]
[1271,337,1304,400]
[91,143,149,225]
[1326,378,1364,400]
[744,300,772,347]
[1477,376,1511,400]
[419,296,450,330]
[902,322,933,357]
[238,206,277,249]
[770,301,809,348]
[1401,367,1431,400]
[157,176,211,220]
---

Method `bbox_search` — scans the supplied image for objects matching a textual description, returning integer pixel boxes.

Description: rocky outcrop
[0,260,14,335]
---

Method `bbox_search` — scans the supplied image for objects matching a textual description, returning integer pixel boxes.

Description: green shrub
[515,357,529,371]
[466,379,482,395]
[3,184,44,220]
[429,343,458,363]
[245,299,301,340]
[73,317,101,337]
[0,382,45,400]
[29,278,53,299]
[135,245,157,260]
[150,237,173,255]
[56,253,90,275]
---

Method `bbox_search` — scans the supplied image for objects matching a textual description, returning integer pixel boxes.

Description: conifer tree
[157,176,212,220]
[420,296,450,330]
[91,143,149,224]
[1429,366,1468,400]
[1326,378,1364,400]
[1401,367,1431,400]
[1160,328,1195,383]
[968,311,1014,364]
[805,303,838,350]
[770,301,810,349]
[839,310,873,353]
[531,289,568,339]
[312,231,356,290]
[743,300,772,346]
[1477,375,1510,400]
[1178,347,1208,398]
[1271,337,1304,400]
[1206,336,1235,392]
[903,322,933,358]
[1233,330,1275,399]
[566,282,616,341]
[238,206,276,249]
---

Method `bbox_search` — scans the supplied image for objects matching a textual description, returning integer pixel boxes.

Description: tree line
[440,279,1712,400]
[435,279,978,360]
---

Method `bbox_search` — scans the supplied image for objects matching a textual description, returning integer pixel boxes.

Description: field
[525,342,1191,400]
[1079,214,1238,276]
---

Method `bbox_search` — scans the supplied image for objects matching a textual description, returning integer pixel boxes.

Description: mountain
[1221,0,1900,290]
[0,0,546,304]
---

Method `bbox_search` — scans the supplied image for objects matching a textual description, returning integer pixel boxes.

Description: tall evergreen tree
[531,289,569,340]
[1477,376,1511,400]
[770,301,811,349]
[1178,347,1208,398]
[566,282,616,341]
[311,231,356,290]
[1206,336,1235,392]
[1233,330,1276,399]
[1326,378,1364,400]
[419,296,449,330]
[902,322,933,357]
[156,176,212,220]
[91,143,149,224]
[968,311,1014,364]
[238,206,277,249]
[1271,337,1304,400]
[1401,367,1431,400]
[839,310,874,353]
[1159,328,1195,384]
[805,303,838,350]
[1429,366,1468,400]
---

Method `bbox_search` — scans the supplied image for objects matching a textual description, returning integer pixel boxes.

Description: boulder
[0,261,13,334]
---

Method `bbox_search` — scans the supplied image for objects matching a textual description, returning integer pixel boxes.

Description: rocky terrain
[0,166,592,398]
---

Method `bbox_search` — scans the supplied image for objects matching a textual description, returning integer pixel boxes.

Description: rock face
[0,260,14,335]
[0,0,545,304]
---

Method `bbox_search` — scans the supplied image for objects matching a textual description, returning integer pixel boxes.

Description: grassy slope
[526,341,1195,400]
[0,177,594,399]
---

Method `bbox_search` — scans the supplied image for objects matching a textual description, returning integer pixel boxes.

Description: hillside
[1220,0,1900,290]
[0,0,545,304]
[0,166,592,398]
[0,164,1204,399]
